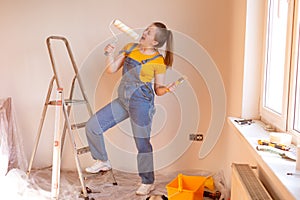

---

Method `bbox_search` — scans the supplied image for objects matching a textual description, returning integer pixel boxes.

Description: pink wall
[0,0,254,184]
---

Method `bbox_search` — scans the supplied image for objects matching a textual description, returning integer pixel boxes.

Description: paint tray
[166,173,207,200]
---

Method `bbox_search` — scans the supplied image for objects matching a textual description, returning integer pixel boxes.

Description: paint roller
[105,19,139,55]
[166,76,187,92]
[112,19,139,40]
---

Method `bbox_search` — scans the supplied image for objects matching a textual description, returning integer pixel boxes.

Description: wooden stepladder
[26,36,117,200]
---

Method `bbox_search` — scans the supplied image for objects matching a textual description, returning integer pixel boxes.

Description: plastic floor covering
[0,167,229,200]
[31,168,170,200]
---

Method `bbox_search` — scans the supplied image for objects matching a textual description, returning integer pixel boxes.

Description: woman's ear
[152,40,159,47]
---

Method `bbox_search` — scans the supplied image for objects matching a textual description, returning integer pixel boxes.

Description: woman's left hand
[166,82,177,92]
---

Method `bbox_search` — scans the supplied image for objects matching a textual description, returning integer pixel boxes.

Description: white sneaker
[136,184,155,195]
[85,160,111,173]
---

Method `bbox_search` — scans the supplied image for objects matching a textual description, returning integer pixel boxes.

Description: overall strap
[141,54,163,64]
[119,43,139,56]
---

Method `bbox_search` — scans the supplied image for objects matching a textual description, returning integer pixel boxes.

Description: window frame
[287,0,300,141]
[260,0,295,132]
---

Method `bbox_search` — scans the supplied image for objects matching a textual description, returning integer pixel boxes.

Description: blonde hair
[153,22,174,67]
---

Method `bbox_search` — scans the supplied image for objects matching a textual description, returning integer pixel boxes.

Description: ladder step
[77,146,90,155]
[64,99,87,106]
[83,170,110,180]
[47,100,62,106]
[48,99,87,106]
[71,122,87,130]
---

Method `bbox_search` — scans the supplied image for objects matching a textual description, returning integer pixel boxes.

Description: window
[261,0,293,131]
[291,23,300,134]
[264,0,288,114]
[262,0,300,137]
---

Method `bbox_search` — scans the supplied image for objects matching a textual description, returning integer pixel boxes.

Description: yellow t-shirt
[121,43,166,83]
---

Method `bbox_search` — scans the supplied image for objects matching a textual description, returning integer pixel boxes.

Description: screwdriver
[258,140,290,151]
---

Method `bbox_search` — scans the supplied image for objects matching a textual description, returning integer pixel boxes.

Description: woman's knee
[135,138,153,153]
[85,115,103,135]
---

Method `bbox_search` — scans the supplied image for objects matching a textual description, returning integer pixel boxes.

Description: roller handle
[104,41,117,56]
[166,76,187,92]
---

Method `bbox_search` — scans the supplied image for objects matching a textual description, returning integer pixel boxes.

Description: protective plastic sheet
[0,168,228,200]
[0,97,27,175]
[0,168,50,199]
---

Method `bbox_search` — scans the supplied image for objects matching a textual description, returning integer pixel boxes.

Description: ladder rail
[46,36,93,115]
[61,100,89,198]
[46,38,63,89]
[64,38,93,116]
[51,88,63,199]
[27,76,55,176]
[60,75,77,156]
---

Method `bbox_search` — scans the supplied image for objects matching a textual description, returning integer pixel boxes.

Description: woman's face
[139,24,158,48]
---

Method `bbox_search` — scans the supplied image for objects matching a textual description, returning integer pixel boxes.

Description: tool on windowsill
[287,172,300,176]
[258,139,290,151]
[256,146,295,161]
[234,119,253,125]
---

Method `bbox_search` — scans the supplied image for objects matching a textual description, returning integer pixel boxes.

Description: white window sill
[228,117,300,200]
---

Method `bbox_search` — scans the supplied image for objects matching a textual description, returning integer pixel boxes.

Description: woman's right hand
[104,43,116,56]
[105,43,125,74]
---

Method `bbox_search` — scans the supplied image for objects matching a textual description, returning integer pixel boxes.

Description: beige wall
[0,0,254,185]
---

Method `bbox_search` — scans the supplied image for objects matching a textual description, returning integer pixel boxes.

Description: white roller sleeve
[113,19,139,40]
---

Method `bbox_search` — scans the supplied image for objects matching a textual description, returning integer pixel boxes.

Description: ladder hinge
[48,99,87,106]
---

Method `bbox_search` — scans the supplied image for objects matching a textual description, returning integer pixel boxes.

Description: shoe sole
[85,167,112,174]
[135,185,155,196]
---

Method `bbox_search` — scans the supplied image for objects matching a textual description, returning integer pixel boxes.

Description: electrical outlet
[189,134,203,141]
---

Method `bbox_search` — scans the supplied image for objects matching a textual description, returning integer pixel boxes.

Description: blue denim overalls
[86,43,162,184]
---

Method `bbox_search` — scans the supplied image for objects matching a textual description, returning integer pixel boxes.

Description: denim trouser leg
[85,99,129,161]
[130,101,155,184]
[134,135,154,184]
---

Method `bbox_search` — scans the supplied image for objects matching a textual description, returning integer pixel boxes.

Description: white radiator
[231,163,273,200]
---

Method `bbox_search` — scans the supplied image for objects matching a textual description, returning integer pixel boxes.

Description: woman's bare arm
[104,43,125,74]
[105,53,125,73]
[154,73,177,96]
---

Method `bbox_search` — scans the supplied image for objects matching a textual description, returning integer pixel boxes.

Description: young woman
[85,22,176,196]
